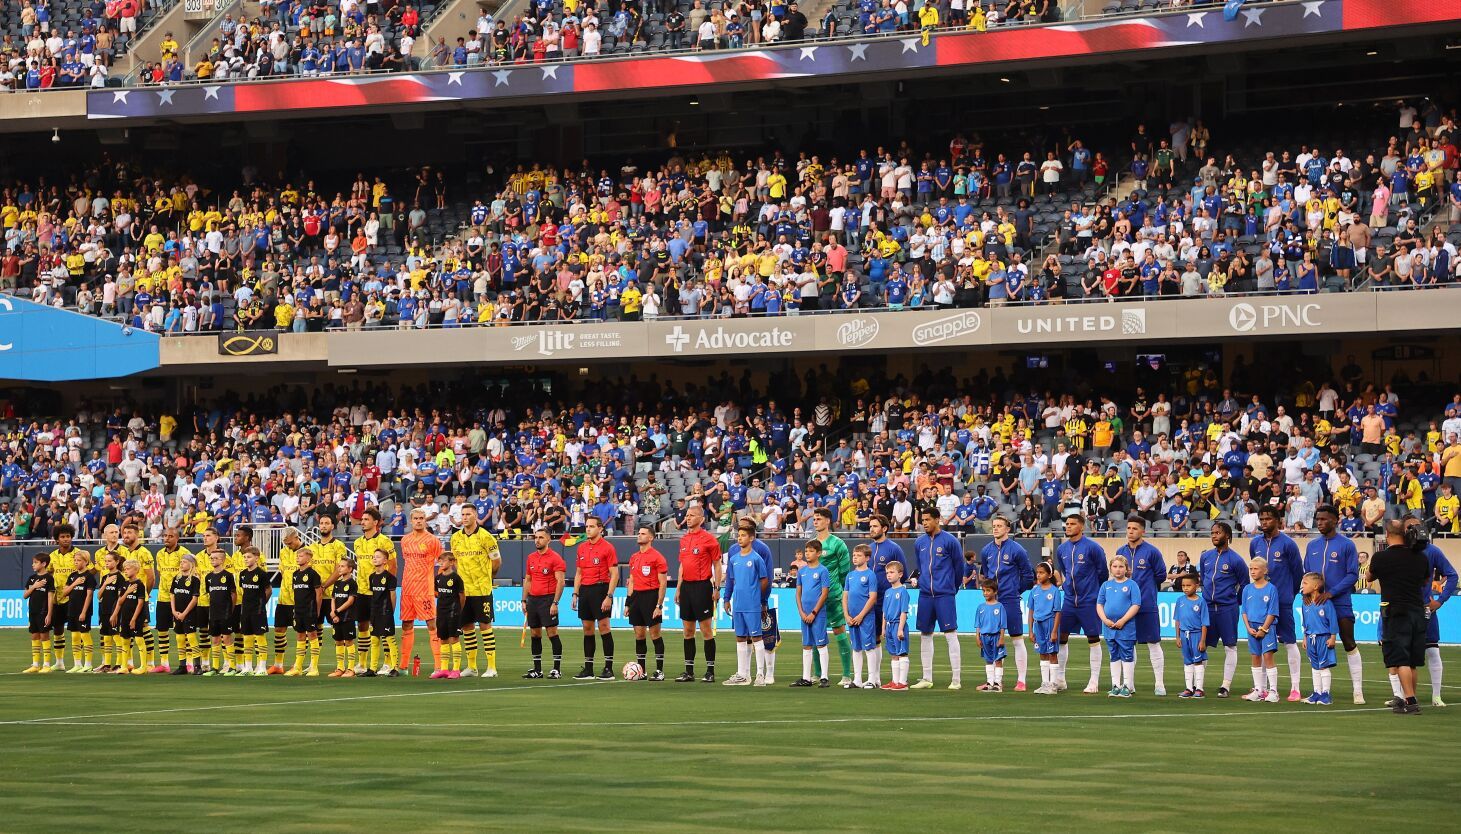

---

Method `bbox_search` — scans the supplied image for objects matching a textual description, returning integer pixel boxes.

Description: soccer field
[1,631,1457,834]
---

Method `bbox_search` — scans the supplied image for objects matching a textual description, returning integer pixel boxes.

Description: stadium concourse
[1,101,1458,333]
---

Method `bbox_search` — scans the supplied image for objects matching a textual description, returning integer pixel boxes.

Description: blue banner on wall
[0,295,160,381]
[2,589,1453,644]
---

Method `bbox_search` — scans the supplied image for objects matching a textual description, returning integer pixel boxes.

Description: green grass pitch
[1,631,1458,833]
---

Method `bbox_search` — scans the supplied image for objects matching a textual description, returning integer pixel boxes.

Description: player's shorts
[28,613,49,633]
[823,587,846,630]
[979,633,1006,664]
[208,615,233,637]
[155,603,175,631]
[1207,603,1239,647]
[1032,618,1057,655]
[173,609,196,635]
[120,611,144,639]
[1426,611,1442,647]
[732,610,763,639]
[915,593,958,634]
[67,614,91,634]
[526,594,558,629]
[1330,595,1355,622]
[1275,600,1297,644]
[1133,610,1161,643]
[678,579,714,622]
[576,582,610,621]
[370,613,397,637]
[401,590,437,623]
[354,595,372,624]
[1379,606,1427,670]
[884,627,908,657]
[294,608,319,634]
[627,591,662,627]
[458,595,492,626]
[240,606,268,636]
[1305,632,1336,670]
[800,613,828,648]
[99,612,118,637]
[1059,603,1101,639]
[999,597,1025,637]
[275,603,294,628]
[436,610,462,640]
[1106,637,1135,662]
[1246,629,1278,657]
[849,616,876,651]
[333,618,357,642]
[1179,631,1207,665]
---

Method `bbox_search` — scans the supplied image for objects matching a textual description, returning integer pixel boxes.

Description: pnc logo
[1228,301,1321,333]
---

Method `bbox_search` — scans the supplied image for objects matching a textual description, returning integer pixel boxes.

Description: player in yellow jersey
[150,526,191,672]
[47,524,88,671]
[309,515,349,670]
[268,528,303,674]
[450,504,502,677]
[229,527,254,668]
[118,523,158,670]
[351,509,394,675]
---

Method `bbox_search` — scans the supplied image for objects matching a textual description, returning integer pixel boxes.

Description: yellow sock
[31,638,41,666]
[307,637,320,669]
[103,636,115,666]
[132,638,147,666]
[81,633,94,666]
[255,636,268,667]
[370,636,382,670]
[292,637,306,670]
[386,636,400,669]
[483,627,497,672]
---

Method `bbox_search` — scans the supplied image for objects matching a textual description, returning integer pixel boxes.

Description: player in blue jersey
[1416,523,1458,707]
[880,561,911,690]
[867,514,906,670]
[1054,514,1108,694]
[1302,505,1364,703]
[1097,555,1142,698]
[1116,517,1168,695]
[720,533,770,686]
[1174,574,1210,698]
[1199,522,1249,698]
[729,520,780,685]
[977,517,1035,690]
[1250,506,1305,701]
[911,513,963,690]
[1240,559,1281,703]
[843,544,880,689]
[1300,571,1338,705]
[974,580,1007,691]
[1026,562,1063,694]
[792,540,831,688]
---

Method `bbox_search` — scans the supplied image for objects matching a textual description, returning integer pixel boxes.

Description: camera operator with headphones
[1365,518,1433,715]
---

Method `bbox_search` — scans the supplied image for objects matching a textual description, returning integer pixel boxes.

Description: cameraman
[1365,519,1431,714]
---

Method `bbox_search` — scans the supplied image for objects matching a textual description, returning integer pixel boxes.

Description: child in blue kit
[1175,574,1210,698]
[1301,571,1337,706]
[1027,561,1063,694]
[1241,558,1281,703]
[793,539,830,688]
[880,561,910,690]
[975,580,1007,692]
[1097,555,1142,698]
[843,544,880,689]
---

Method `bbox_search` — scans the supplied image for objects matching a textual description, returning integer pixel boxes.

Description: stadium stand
[0,0,176,89]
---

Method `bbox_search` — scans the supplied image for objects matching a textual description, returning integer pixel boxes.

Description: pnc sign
[1227,301,1322,333]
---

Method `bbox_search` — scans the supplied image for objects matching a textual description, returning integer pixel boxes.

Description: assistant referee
[1366,519,1431,715]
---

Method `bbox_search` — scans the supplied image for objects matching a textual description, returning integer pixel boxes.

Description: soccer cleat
[1385,697,1406,710]
[1393,699,1420,715]
[764,676,775,686]
[304,667,320,677]
[977,682,996,692]
[650,671,665,681]
[361,670,378,678]
[329,669,346,678]
[253,668,267,677]
[598,665,615,681]
[1178,689,1194,699]
[1353,693,1366,705]
[1117,686,1132,698]
[150,665,170,674]
[283,667,301,677]
[547,669,561,679]
[674,672,696,683]
[701,671,716,684]
[818,678,830,688]
[459,668,478,678]
[723,674,752,686]
[861,681,878,689]
[1083,684,1101,695]
[1153,686,1167,697]
[430,670,448,679]
[267,665,284,675]
[788,678,813,688]
[1055,680,1068,692]
[446,671,461,679]
[1216,687,1230,698]
[22,664,39,674]
[171,666,190,676]
[1287,689,1302,702]
[1014,681,1027,692]
[387,669,400,678]
[378,665,394,676]
[1317,693,1331,705]
[753,676,767,687]
[340,669,356,678]
[202,670,218,677]
[573,665,597,681]
[483,669,499,678]
[129,666,147,676]
[880,681,899,690]
[1264,690,1280,703]
[948,681,963,691]
[1242,689,1264,702]
[838,677,852,687]
[1193,689,1205,698]
[1304,693,1322,704]
[1433,697,1448,708]
[908,679,934,690]
[1107,686,1121,698]
[192,665,204,675]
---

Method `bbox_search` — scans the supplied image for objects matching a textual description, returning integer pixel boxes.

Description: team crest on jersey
[1136,559,1146,569]
[640,565,651,576]
[1263,595,1270,602]
[592,558,600,565]
[1221,564,1229,572]
[745,560,754,568]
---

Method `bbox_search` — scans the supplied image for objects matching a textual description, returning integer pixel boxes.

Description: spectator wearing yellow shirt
[620,281,643,321]
[160,33,179,59]
[1434,483,1460,534]
[767,172,788,200]
[1091,417,1114,458]
[274,300,295,330]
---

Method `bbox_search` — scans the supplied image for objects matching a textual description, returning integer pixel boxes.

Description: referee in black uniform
[1366,519,1431,715]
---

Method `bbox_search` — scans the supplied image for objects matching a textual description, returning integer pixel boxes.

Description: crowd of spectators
[1,356,1460,550]
[0,105,1457,335]
[0,0,158,91]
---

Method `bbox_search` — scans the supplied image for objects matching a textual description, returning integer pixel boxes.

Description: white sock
[1147,643,1165,690]
[1265,666,1278,693]
[736,641,751,679]
[1426,647,1444,701]
[1057,643,1069,684]
[1123,660,1136,689]
[1039,660,1050,687]
[817,646,829,680]
[1014,639,1028,685]
[1286,643,1302,692]
[1195,662,1206,691]
[1109,661,1121,688]
[1346,649,1364,698]
[1389,672,1403,699]
[867,646,881,683]
[896,656,909,685]
[802,648,813,681]
[852,649,864,683]
[1222,646,1238,688]
[752,642,768,678]
[1184,664,1194,690]
[1312,669,1322,694]
[1251,666,1264,691]
[920,634,935,682]
[1088,643,1102,688]
[1320,668,1332,694]
[985,663,995,684]
[766,649,777,678]
[944,632,962,684]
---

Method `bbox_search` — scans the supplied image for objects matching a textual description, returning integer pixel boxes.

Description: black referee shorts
[576,582,610,622]
[1380,607,1428,669]
[627,591,662,627]
[526,594,558,630]
[679,579,714,622]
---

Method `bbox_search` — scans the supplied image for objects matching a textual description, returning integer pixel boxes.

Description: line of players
[18,503,1457,703]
